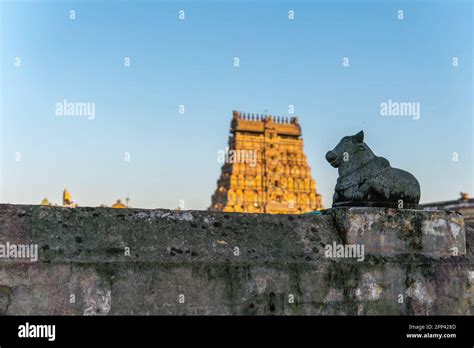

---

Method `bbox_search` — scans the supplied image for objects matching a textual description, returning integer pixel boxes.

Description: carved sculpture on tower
[210,111,323,214]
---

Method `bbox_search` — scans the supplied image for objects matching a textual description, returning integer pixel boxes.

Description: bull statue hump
[325,130,421,208]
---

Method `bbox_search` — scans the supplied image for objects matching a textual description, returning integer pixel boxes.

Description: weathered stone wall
[0,204,472,315]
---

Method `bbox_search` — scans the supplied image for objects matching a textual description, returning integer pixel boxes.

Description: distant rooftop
[422,192,474,223]
[422,192,473,208]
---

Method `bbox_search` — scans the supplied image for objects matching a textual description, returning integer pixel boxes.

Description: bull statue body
[325,131,420,208]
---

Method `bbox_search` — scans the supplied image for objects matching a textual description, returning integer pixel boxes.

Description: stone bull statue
[325,131,420,208]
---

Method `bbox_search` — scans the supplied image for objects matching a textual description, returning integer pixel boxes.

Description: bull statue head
[325,131,375,177]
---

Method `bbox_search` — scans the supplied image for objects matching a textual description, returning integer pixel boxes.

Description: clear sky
[1,0,472,209]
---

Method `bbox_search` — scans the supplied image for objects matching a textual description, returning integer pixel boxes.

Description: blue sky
[1,0,472,209]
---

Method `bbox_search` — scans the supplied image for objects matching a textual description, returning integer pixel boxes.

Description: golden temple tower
[62,188,77,207]
[62,188,72,206]
[210,111,323,214]
[111,199,127,208]
[40,198,52,206]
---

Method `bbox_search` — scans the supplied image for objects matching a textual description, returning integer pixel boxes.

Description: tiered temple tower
[210,111,323,214]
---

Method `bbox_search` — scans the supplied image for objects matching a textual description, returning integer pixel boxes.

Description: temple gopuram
[210,111,323,214]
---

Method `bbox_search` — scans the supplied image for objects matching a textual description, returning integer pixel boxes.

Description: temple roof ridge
[232,110,299,125]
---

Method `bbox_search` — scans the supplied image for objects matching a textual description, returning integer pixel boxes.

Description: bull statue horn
[354,130,364,143]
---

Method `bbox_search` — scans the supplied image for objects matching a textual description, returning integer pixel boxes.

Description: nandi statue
[325,131,420,208]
